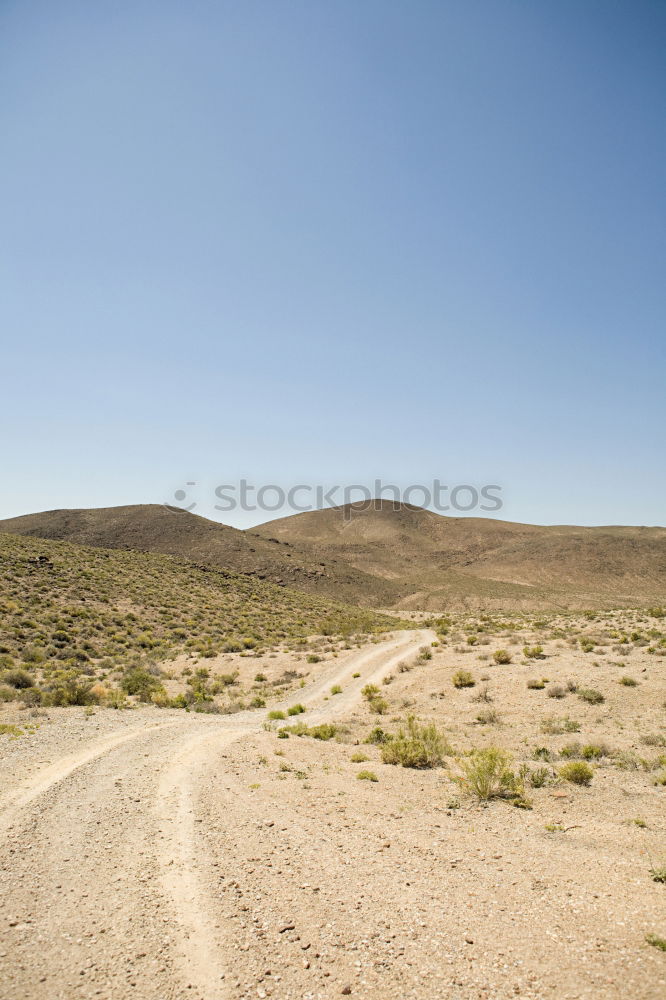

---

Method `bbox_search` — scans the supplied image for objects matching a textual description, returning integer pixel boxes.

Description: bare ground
[1,625,665,1000]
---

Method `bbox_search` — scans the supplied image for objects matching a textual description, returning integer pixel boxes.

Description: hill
[252,501,666,610]
[0,505,403,607]
[2,501,664,611]
[0,530,402,679]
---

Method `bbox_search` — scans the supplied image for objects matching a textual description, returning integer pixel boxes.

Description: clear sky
[1,1,664,528]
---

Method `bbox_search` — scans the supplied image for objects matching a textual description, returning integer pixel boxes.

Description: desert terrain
[1,516,665,999]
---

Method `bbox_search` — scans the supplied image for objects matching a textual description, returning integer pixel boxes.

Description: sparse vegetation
[452,669,475,688]
[454,747,517,802]
[559,761,594,785]
[381,715,450,768]
[578,687,604,705]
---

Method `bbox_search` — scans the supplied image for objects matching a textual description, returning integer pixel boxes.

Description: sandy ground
[1,624,665,1000]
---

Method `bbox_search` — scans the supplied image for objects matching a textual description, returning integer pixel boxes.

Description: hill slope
[0,530,402,674]
[252,501,666,610]
[2,502,664,610]
[0,505,403,607]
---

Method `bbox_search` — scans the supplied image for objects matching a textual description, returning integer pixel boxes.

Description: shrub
[493,649,512,665]
[581,743,609,760]
[475,709,500,725]
[541,715,581,735]
[527,678,545,690]
[351,751,369,763]
[645,934,666,952]
[44,678,98,707]
[530,767,552,788]
[618,676,638,687]
[454,747,516,801]
[559,761,594,785]
[356,770,378,781]
[381,716,450,769]
[578,687,604,705]
[308,723,338,741]
[2,668,35,689]
[524,645,545,659]
[650,865,666,884]
[287,703,306,716]
[330,684,342,695]
[267,709,286,720]
[22,645,46,664]
[580,638,596,653]
[306,654,321,664]
[369,695,389,714]
[121,668,164,702]
[365,726,392,745]
[547,684,566,699]
[452,670,475,689]
[362,684,380,700]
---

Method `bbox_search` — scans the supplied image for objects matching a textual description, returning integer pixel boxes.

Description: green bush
[287,703,306,716]
[2,668,35,689]
[559,761,594,785]
[524,645,545,659]
[578,687,604,705]
[381,716,450,769]
[365,726,392,745]
[454,747,516,801]
[356,770,378,781]
[121,668,164,702]
[493,649,512,665]
[267,709,286,720]
[452,670,475,688]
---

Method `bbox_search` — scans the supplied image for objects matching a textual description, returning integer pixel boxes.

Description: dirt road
[0,630,430,1000]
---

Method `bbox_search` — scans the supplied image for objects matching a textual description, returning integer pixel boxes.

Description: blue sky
[1,1,664,528]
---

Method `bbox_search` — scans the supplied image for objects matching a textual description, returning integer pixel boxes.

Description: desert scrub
[618,676,638,686]
[453,747,516,802]
[381,716,450,769]
[287,703,306,716]
[365,726,392,745]
[577,687,604,705]
[651,863,666,884]
[493,649,512,665]
[645,933,666,952]
[475,708,500,725]
[1,668,35,689]
[452,669,475,689]
[356,770,378,781]
[267,709,286,720]
[527,678,546,689]
[523,645,545,659]
[559,761,594,785]
[579,638,596,653]
[541,715,581,735]
[362,684,389,714]
[330,684,342,695]
[547,684,566,699]
[350,751,369,763]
